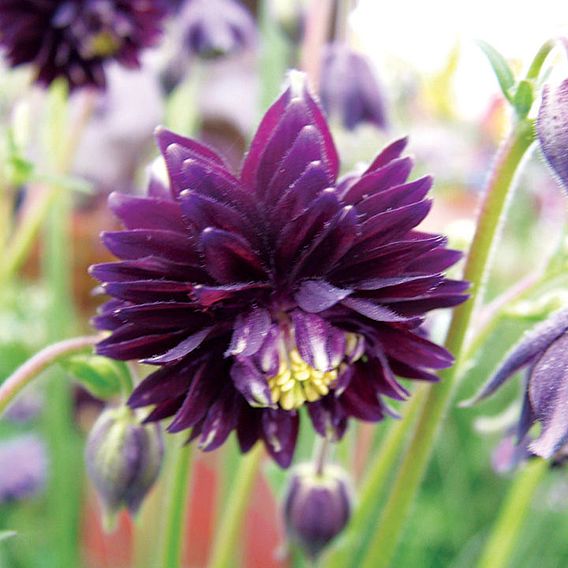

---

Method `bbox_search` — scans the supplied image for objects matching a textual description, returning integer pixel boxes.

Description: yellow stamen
[268,348,342,410]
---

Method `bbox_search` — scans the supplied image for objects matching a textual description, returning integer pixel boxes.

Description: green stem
[477,459,547,568]
[359,117,536,568]
[160,442,193,568]
[208,445,263,568]
[0,335,99,415]
[526,40,555,81]
[326,388,425,568]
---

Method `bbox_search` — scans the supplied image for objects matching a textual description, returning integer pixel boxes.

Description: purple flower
[91,71,467,467]
[179,0,256,60]
[85,405,164,525]
[0,0,167,90]
[320,43,388,131]
[466,307,568,460]
[284,464,352,560]
[537,79,568,194]
[0,434,48,504]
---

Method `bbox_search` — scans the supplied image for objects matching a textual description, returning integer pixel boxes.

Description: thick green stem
[358,117,536,568]
[477,460,547,568]
[326,388,425,568]
[208,446,263,568]
[160,442,193,568]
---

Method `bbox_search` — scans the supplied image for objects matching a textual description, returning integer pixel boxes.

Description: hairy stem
[0,335,99,416]
[358,116,536,568]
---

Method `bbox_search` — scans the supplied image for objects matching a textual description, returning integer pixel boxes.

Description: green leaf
[0,531,17,543]
[477,40,515,102]
[59,354,131,399]
[513,80,534,118]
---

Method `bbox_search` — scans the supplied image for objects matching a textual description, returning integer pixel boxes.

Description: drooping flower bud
[319,43,388,131]
[537,79,568,194]
[0,434,48,504]
[283,464,352,560]
[180,0,256,60]
[85,405,164,529]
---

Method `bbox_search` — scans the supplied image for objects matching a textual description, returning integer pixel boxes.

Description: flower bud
[85,405,164,530]
[283,464,352,560]
[319,43,388,131]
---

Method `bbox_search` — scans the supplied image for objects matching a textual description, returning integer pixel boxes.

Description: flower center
[268,349,339,410]
[84,31,122,58]
[267,332,363,411]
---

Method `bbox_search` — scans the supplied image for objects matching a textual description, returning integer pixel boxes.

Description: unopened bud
[283,464,352,560]
[85,405,163,530]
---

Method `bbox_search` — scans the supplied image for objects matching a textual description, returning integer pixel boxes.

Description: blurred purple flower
[284,464,352,559]
[320,43,388,131]
[0,434,48,504]
[91,71,467,468]
[537,79,568,194]
[467,307,568,460]
[180,0,256,60]
[0,0,167,90]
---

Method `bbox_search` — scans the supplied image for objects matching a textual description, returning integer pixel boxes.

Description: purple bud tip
[537,79,568,194]
[85,405,164,529]
[283,464,352,560]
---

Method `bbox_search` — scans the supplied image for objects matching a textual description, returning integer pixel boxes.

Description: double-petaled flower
[0,0,167,90]
[91,71,467,467]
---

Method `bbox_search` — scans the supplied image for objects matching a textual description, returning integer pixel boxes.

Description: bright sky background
[351,0,568,118]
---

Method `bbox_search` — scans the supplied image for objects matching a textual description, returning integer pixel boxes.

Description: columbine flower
[85,405,164,527]
[319,43,388,131]
[465,307,568,460]
[0,434,48,504]
[283,464,352,560]
[91,71,467,467]
[179,0,256,60]
[537,79,568,194]
[0,0,167,90]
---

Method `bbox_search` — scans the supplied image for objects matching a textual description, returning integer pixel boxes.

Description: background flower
[0,0,167,90]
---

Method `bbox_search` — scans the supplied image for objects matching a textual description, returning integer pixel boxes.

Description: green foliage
[59,354,131,400]
[477,40,515,102]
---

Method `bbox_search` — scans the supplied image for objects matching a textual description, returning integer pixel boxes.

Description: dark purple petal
[292,205,359,279]
[96,324,187,361]
[356,176,433,220]
[226,307,272,357]
[241,72,338,191]
[102,230,199,264]
[307,397,348,441]
[201,228,266,284]
[341,298,410,322]
[376,327,454,369]
[292,311,346,371]
[364,137,409,173]
[198,388,240,451]
[167,362,225,432]
[342,158,414,205]
[236,405,262,453]
[108,192,186,232]
[230,358,274,407]
[141,327,212,364]
[295,280,352,313]
[114,302,209,331]
[103,280,194,303]
[192,282,271,308]
[261,409,299,468]
[155,126,227,169]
